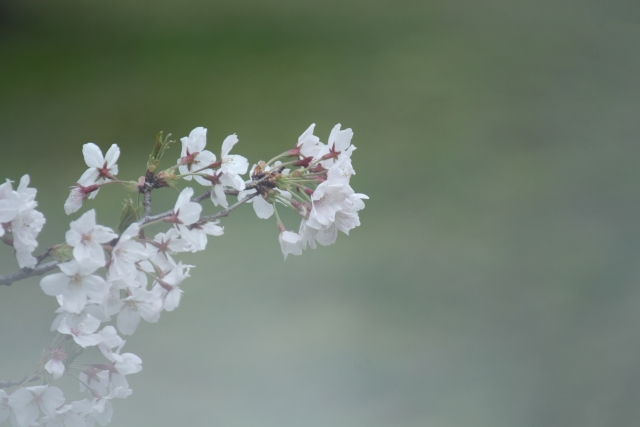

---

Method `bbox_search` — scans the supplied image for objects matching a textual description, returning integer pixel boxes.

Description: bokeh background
[2,0,640,426]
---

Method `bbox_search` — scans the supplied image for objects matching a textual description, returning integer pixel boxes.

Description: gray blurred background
[2,0,640,426]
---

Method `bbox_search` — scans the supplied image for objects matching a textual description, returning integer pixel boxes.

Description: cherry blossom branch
[142,191,152,218]
[199,193,258,222]
[138,178,261,226]
[0,260,60,286]
[0,245,58,286]
[0,374,41,389]
[0,188,258,286]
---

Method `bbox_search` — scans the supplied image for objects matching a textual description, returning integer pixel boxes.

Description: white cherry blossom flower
[64,183,100,215]
[110,269,147,292]
[298,218,317,250]
[115,288,162,335]
[168,187,203,240]
[57,314,103,348]
[207,171,246,208]
[81,388,125,427]
[177,127,216,180]
[151,261,191,311]
[64,186,86,215]
[110,352,142,376]
[65,210,117,266]
[237,189,274,219]
[44,347,67,380]
[41,402,88,427]
[96,326,125,361]
[51,302,112,334]
[334,192,368,236]
[8,385,65,427]
[9,175,45,268]
[279,230,303,260]
[307,180,351,229]
[0,390,11,424]
[12,207,45,269]
[147,229,189,261]
[79,370,131,401]
[330,154,356,181]
[297,123,327,160]
[179,220,223,253]
[40,260,108,314]
[107,223,149,281]
[85,388,126,427]
[320,124,355,168]
[0,179,18,228]
[51,311,83,333]
[219,134,249,176]
[78,143,120,199]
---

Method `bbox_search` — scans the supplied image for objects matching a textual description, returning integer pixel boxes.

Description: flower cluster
[0,123,367,427]
[238,124,368,259]
[0,175,45,269]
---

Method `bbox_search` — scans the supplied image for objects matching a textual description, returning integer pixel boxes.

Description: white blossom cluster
[237,124,368,259]
[0,124,367,427]
[0,176,45,269]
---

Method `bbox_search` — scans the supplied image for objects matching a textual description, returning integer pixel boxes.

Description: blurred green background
[2,0,640,426]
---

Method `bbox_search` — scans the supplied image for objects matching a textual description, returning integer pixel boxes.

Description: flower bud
[157,169,177,186]
[123,181,140,192]
[265,188,280,203]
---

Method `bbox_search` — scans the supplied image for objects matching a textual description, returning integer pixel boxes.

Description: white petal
[70,210,96,235]
[15,248,37,269]
[177,202,202,225]
[220,134,238,158]
[64,188,85,215]
[8,387,39,427]
[253,196,274,219]
[163,288,183,312]
[82,316,102,334]
[179,164,192,179]
[212,184,228,208]
[92,225,118,244]
[77,168,100,186]
[188,127,207,152]
[297,123,316,147]
[82,143,104,168]
[193,173,212,187]
[175,188,194,211]
[219,172,245,191]
[74,333,103,348]
[0,199,17,223]
[40,273,70,297]
[315,223,338,246]
[119,222,140,241]
[104,144,120,169]
[237,188,256,200]
[0,391,10,423]
[194,150,216,166]
[117,307,141,335]
[201,222,224,236]
[45,360,65,380]
[40,387,65,418]
[83,275,109,303]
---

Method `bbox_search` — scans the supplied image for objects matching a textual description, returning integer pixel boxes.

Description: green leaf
[117,197,142,233]
[147,131,175,173]
[51,244,73,263]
